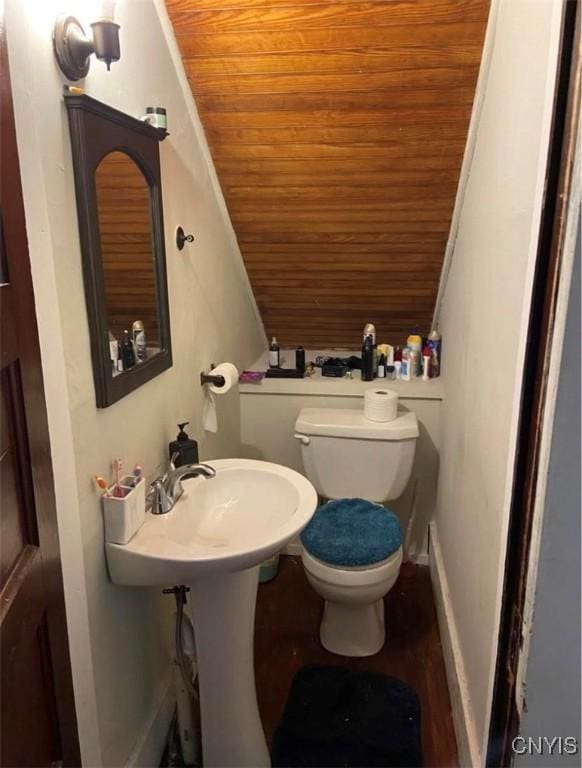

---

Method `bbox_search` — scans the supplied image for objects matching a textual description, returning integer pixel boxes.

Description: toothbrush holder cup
[102,475,146,545]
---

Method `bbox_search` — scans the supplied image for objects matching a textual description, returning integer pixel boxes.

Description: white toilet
[294,407,419,657]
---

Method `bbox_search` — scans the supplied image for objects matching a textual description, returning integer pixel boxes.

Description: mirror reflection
[95,151,161,375]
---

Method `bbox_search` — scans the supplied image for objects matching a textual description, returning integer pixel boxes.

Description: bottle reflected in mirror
[121,329,136,369]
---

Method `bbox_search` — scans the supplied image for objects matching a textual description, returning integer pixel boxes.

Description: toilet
[294,407,419,657]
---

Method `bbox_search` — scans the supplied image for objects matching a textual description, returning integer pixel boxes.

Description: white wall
[5,1,265,765]
[432,0,564,763]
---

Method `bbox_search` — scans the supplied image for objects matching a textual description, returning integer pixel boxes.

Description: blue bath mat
[271,665,422,767]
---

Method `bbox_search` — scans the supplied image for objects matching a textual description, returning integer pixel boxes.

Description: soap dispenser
[168,422,199,467]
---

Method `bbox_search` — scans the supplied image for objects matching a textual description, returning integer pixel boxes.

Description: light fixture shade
[90,20,120,71]
[100,0,117,22]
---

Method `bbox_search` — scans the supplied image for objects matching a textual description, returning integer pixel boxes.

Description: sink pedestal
[105,460,317,765]
[189,566,270,767]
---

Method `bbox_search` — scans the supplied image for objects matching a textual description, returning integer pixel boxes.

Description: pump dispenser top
[169,422,199,467]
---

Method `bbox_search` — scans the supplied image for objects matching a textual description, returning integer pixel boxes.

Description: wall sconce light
[53,2,120,81]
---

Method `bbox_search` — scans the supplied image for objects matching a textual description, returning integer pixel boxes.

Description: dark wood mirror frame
[65,94,172,408]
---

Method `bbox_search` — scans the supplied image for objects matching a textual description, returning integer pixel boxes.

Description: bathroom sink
[106,458,317,768]
[106,458,316,585]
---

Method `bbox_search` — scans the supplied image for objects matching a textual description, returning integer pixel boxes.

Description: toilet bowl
[294,407,418,657]
[302,546,403,656]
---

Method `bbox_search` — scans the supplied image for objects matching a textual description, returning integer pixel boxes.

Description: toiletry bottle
[169,422,199,467]
[409,348,420,379]
[401,346,411,381]
[422,345,431,381]
[428,328,442,378]
[143,106,167,130]
[377,353,386,378]
[269,337,280,368]
[393,346,402,380]
[296,346,305,372]
[109,331,119,374]
[361,335,374,381]
[121,330,136,369]
[407,327,423,377]
[132,320,147,362]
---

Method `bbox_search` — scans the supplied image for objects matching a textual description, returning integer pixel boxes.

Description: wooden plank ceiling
[165,0,490,347]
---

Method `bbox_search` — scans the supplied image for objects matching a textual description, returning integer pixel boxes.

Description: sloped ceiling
[166,0,490,347]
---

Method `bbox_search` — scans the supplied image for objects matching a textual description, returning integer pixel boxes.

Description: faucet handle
[169,452,180,472]
[149,479,174,515]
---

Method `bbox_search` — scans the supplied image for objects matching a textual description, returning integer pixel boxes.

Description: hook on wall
[176,226,195,251]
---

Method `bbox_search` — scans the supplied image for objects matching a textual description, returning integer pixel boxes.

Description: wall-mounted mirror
[95,151,161,360]
[65,95,172,407]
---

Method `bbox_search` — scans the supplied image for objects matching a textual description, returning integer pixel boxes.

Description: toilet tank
[294,408,419,503]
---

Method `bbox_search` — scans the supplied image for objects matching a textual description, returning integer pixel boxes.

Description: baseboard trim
[407,552,429,566]
[125,669,176,768]
[429,522,481,767]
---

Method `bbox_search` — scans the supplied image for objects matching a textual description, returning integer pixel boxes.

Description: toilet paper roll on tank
[202,362,239,433]
[363,388,398,422]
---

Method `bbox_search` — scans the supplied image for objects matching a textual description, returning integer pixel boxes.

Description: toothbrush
[112,457,124,497]
[131,464,143,487]
[94,475,109,494]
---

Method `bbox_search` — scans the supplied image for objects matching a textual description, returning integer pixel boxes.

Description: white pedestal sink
[106,459,317,767]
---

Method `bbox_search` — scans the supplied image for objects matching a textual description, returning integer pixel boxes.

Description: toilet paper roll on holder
[200,364,226,388]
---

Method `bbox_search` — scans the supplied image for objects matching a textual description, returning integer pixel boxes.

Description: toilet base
[320,597,385,657]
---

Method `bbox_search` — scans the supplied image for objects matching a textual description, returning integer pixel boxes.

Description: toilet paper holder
[200,364,226,388]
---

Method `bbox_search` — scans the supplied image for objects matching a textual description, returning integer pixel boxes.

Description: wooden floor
[254,556,458,768]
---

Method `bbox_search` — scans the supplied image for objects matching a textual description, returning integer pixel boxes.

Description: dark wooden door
[0,15,80,768]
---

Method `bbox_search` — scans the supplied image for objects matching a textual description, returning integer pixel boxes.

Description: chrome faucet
[149,460,216,515]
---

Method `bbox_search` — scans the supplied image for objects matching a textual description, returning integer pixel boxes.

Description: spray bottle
[361,335,375,381]
[406,327,423,377]
[363,323,377,376]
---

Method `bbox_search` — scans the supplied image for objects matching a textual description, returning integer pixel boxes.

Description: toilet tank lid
[294,408,419,441]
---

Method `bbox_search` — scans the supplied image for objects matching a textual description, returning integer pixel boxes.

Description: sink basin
[106,459,317,768]
[106,459,317,585]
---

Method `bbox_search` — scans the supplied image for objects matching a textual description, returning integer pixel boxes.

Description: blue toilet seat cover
[300,498,402,567]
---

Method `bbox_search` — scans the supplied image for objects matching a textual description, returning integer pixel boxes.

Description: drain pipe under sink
[165,586,200,766]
